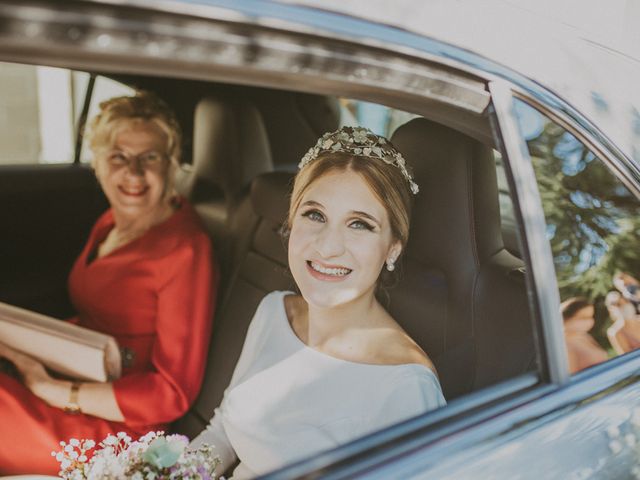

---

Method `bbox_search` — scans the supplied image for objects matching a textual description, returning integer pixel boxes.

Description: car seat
[390,118,536,398]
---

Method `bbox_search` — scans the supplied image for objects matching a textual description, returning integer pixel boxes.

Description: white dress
[190,291,446,479]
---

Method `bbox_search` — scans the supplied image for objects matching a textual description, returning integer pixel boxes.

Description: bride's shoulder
[369,326,436,373]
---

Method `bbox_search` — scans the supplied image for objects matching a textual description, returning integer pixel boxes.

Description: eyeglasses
[103,150,167,170]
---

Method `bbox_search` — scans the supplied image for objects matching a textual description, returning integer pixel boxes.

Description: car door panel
[0,164,106,317]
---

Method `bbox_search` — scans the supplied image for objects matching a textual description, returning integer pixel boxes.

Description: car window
[0,61,133,166]
[514,99,640,374]
[338,98,419,139]
[0,62,88,165]
[494,150,521,256]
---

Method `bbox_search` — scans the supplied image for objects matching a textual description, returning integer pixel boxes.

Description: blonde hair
[287,151,413,250]
[86,91,182,194]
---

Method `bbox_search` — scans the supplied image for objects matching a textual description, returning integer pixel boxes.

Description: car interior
[0,67,538,442]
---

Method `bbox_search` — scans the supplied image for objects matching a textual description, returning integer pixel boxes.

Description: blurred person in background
[561,297,608,374]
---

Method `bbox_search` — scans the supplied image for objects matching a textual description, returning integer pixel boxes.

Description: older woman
[0,92,216,474]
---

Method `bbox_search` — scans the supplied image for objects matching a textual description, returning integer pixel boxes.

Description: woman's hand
[0,341,70,409]
[0,341,125,420]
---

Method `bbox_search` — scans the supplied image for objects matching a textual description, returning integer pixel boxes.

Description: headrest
[391,118,503,266]
[250,172,294,224]
[184,95,273,201]
[258,93,340,168]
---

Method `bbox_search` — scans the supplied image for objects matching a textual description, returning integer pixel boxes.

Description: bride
[191,126,446,478]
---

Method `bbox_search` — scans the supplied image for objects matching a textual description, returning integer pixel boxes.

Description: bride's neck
[305,293,382,347]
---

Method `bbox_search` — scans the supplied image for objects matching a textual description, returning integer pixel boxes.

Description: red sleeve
[112,233,216,427]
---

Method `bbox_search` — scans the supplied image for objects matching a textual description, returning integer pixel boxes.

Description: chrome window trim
[85,0,639,183]
[0,1,490,115]
[488,80,568,385]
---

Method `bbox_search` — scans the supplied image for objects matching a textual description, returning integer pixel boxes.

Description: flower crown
[298,126,419,194]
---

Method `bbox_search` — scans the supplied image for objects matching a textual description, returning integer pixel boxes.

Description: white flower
[54,431,221,480]
[609,439,623,454]
[625,433,636,447]
[69,439,80,447]
[630,408,640,427]
[352,129,368,143]
[607,425,621,438]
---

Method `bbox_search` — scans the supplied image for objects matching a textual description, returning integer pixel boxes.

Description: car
[1,0,640,478]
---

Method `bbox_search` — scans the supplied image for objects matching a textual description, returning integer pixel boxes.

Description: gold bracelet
[64,381,82,414]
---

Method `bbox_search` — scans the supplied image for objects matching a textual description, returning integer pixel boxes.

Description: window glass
[514,99,640,373]
[0,62,90,165]
[493,150,520,256]
[79,76,135,163]
[338,99,418,139]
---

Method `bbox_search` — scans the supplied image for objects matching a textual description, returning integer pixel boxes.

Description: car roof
[82,0,640,163]
[275,0,640,164]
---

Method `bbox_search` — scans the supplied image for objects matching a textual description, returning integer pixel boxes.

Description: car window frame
[3,1,634,477]
[493,79,640,379]
[73,72,96,164]
[488,80,567,384]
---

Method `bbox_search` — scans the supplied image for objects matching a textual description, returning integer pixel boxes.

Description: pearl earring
[386,260,395,272]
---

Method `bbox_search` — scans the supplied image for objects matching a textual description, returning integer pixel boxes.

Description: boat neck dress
[190,290,445,479]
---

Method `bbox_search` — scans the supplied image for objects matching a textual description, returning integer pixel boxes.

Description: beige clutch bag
[0,302,121,382]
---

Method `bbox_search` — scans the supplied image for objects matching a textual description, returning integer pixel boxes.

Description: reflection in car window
[515,100,640,373]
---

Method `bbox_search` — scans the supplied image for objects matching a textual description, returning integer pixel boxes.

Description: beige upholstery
[257,92,341,168]
[172,172,295,439]
[175,95,273,281]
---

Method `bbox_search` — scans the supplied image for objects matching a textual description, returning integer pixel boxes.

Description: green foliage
[526,117,640,346]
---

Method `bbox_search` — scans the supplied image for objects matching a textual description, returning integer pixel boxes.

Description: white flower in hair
[297,126,419,194]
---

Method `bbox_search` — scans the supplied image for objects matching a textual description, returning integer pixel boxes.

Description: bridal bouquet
[52,431,220,479]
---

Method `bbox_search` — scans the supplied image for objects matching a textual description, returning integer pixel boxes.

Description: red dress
[0,200,216,474]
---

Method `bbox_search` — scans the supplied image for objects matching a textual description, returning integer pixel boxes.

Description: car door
[263,83,640,480]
